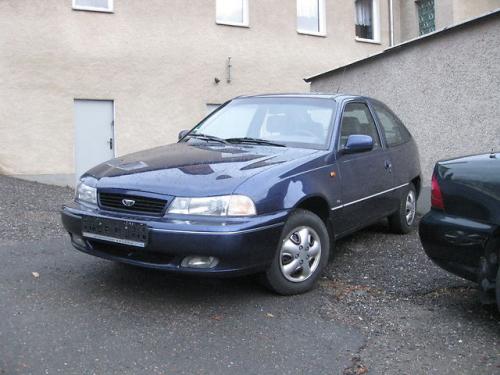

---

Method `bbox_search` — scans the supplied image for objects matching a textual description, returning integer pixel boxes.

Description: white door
[74,99,114,181]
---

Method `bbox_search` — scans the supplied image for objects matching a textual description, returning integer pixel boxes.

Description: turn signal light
[431,172,444,210]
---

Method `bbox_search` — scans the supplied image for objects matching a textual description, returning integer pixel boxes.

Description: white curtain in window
[297,0,320,33]
[75,0,110,9]
[216,0,244,24]
[355,0,372,26]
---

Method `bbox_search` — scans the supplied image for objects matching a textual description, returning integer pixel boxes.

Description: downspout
[389,0,394,46]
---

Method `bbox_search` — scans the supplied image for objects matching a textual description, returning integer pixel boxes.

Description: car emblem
[122,199,136,207]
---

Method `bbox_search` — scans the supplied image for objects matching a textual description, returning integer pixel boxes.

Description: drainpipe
[389,0,394,46]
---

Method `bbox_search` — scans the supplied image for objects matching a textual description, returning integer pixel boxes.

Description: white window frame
[354,0,380,44]
[296,0,327,37]
[72,0,114,13]
[215,0,249,28]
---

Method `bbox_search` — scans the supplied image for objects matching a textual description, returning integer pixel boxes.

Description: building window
[355,0,379,42]
[72,0,113,12]
[206,104,221,115]
[216,0,249,27]
[417,0,435,35]
[297,0,326,36]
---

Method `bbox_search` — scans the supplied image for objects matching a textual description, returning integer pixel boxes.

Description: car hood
[86,142,319,196]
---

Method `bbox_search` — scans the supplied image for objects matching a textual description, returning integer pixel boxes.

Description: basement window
[206,104,222,115]
[72,0,113,13]
[355,0,380,43]
[297,0,326,36]
[216,0,249,27]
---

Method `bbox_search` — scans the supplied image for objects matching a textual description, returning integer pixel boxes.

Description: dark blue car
[61,94,421,294]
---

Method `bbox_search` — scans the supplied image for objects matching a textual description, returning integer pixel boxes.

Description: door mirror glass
[178,129,189,141]
[342,134,373,154]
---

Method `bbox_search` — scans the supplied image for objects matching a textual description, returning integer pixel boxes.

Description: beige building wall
[453,0,500,22]
[0,0,392,185]
[395,0,500,43]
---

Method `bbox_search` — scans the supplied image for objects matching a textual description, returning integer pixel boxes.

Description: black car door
[335,101,395,234]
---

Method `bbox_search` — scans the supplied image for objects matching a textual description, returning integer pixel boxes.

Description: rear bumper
[419,210,495,281]
[61,203,288,276]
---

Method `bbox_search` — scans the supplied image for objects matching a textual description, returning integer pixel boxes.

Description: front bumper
[61,202,287,276]
[419,209,495,282]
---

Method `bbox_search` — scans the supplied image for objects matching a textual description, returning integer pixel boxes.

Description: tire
[264,209,330,295]
[496,264,500,313]
[389,183,417,234]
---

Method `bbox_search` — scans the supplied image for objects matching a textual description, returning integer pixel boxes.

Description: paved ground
[0,176,499,374]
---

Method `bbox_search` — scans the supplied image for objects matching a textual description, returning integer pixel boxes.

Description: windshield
[188,97,336,149]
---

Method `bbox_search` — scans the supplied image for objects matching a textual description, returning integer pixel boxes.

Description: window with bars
[417,0,435,35]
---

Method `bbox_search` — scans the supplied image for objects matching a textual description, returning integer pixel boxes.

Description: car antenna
[490,148,496,159]
[336,65,348,94]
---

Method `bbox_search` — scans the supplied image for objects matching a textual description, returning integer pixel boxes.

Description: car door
[370,100,415,189]
[335,101,395,233]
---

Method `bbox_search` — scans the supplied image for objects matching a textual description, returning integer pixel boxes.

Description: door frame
[73,98,116,181]
[332,98,394,234]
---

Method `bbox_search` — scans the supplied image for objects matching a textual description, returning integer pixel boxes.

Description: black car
[419,152,500,310]
[62,94,421,295]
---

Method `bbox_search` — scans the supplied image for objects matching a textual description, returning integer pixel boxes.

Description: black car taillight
[431,172,444,210]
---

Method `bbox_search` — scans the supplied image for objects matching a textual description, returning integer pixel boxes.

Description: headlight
[75,181,97,205]
[167,195,256,216]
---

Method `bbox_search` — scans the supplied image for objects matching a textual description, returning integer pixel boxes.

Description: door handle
[384,160,392,172]
[108,138,113,150]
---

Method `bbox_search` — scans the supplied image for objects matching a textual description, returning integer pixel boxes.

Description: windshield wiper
[225,137,286,147]
[187,133,228,144]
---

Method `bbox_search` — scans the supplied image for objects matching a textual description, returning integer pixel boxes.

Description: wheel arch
[411,175,422,198]
[294,195,333,238]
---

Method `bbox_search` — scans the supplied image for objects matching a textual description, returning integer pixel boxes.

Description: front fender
[235,156,340,216]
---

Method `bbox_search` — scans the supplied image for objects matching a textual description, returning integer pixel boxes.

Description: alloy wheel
[405,190,416,225]
[279,226,321,283]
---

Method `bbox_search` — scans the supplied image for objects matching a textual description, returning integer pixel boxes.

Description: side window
[372,102,411,147]
[339,102,381,149]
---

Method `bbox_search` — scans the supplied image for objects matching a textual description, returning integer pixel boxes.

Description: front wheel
[389,183,417,234]
[264,209,330,295]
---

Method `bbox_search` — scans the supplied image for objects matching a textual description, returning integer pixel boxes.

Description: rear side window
[339,102,381,149]
[372,102,411,147]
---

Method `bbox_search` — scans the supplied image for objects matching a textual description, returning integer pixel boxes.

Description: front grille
[98,192,167,215]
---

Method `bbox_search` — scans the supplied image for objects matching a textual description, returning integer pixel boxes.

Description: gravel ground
[0,175,73,241]
[324,223,500,374]
[0,176,499,374]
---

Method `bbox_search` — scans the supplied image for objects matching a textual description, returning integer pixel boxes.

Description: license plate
[81,216,148,248]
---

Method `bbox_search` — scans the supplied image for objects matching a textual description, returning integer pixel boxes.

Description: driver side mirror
[342,135,373,154]
[178,129,189,141]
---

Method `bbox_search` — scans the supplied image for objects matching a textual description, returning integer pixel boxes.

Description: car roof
[236,93,370,102]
